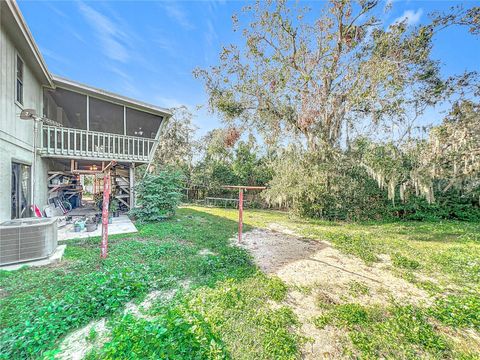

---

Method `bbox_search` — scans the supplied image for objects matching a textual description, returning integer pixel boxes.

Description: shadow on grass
[0,208,259,359]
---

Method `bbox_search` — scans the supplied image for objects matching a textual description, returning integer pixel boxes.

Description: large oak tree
[195,0,449,152]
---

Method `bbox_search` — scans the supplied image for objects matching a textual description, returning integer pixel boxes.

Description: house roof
[1,0,53,87]
[3,0,173,119]
[52,75,173,118]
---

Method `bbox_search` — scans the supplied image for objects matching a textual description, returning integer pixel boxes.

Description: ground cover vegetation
[0,208,299,359]
[189,206,480,358]
[1,206,478,359]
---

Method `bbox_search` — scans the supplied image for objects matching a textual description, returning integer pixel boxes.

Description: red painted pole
[101,170,111,259]
[238,188,243,243]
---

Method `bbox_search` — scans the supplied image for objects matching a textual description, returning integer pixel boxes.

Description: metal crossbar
[204,197,246,208]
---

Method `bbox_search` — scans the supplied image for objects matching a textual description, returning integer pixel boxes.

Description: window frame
[15,52,24,107]
[11,161,31,219]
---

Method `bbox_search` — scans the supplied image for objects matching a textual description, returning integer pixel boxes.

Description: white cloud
[78,2,131,62]
[392,9,423,27]
[205,19,218,47]
[161,2,194,30]
[109,66,132,81]
[153,96,186,109]
[39,47,71,65]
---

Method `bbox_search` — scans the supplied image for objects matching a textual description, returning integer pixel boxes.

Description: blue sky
[19,0,479,138]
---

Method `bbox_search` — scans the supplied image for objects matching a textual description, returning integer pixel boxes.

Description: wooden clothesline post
[222,185,266,244]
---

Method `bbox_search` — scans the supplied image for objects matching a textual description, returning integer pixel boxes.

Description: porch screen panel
[126,108,163,139]
[89,98,124,135]
[43,88,87,129]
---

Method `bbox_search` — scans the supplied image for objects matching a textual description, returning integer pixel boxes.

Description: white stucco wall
[0,20,49,222]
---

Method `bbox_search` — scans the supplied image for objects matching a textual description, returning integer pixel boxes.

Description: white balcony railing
[39,124,156,162]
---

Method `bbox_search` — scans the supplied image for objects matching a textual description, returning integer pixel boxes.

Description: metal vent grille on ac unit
[0,218,57,266]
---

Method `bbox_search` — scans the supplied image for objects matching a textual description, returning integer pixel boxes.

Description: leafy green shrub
[389,192,480,222]
[130,169,184,222]
[263,145,480,222]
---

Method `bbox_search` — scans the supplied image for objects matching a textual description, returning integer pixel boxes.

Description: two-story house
[0,0,172,223]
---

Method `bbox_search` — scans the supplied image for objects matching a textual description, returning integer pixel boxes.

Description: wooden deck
[39,124,156,163]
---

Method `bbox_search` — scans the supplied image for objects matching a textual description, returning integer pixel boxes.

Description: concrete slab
[58,215,137,241]
[0,244,66,271]
[68,205,99,218]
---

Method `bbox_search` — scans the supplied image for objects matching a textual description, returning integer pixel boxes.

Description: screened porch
[40,82,168,163]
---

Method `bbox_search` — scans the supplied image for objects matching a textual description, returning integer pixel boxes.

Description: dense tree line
[150,1,479,221]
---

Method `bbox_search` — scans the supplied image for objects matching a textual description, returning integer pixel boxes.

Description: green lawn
[0,206,479,359]
[190,206,480,358]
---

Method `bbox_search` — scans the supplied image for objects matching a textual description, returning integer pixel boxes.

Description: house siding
[0,21,50,222]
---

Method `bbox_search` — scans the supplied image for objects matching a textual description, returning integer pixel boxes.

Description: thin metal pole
[101,170,111,259]
[238,188,243,243]
[129,163,135,209]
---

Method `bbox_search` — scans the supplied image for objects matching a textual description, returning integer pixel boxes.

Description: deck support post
[129,163,135,209]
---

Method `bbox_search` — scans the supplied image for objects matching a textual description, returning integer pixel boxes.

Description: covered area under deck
[44,158,141,239]
[47,158,138,209]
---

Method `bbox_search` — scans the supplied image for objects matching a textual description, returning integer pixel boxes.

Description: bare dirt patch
[285,290,346,359]
[236,228,431,359]
[236,228,328,273]
[198,248,217,256]
[56,318,109,360]
[124,290,175,319]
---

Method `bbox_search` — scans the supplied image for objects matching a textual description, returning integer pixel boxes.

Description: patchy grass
[0,209,298,360]
[189,206,479,288]
[348,304,451,359]
[314,303,378,330]
[313,301,452,358]
[1,205,478,359]
[188,206,480,358]
[347,280,370,297]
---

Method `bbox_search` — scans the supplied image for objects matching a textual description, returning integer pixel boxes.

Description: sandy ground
[236,227,430,359]
[56,318,109,360]
[56,224,430,359]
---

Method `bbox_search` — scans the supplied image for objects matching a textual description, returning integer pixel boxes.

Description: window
[11,162,31,219]
[16,55,24,105]
[126,107,163,139]
[89,97,124,134]
[43,88,87,129]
